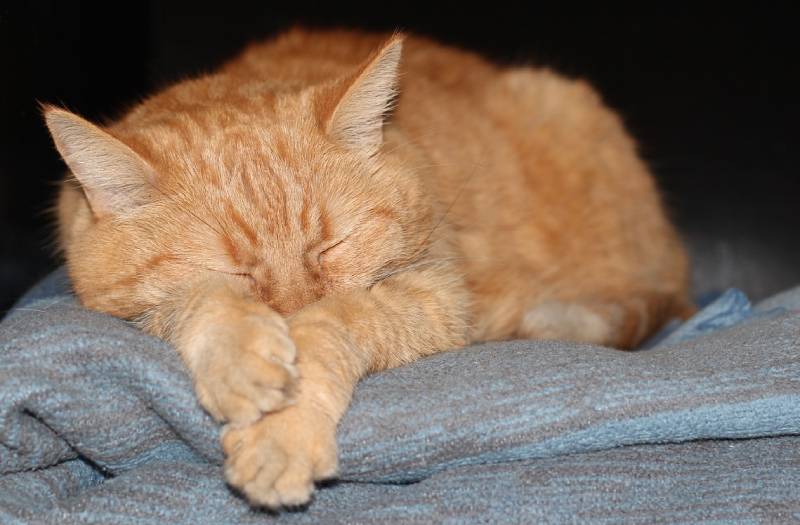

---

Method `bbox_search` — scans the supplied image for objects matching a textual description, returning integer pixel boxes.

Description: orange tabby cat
[44,29,692,508]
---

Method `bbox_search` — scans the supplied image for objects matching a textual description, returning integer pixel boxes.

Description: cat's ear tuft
[43,106,155,217]
[319,34,404,156]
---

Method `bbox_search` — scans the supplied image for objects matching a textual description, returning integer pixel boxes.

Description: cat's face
[129,115,415,315]
[46,36,432,319]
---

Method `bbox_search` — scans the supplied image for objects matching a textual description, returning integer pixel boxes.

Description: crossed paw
[189,304,338,508]
[222,405,338,508]
[191,304,298,425]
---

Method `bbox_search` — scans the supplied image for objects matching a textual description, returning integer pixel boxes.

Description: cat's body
[46,29,691,508]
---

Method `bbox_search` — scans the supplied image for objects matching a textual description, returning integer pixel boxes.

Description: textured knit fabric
[1,270,798,524]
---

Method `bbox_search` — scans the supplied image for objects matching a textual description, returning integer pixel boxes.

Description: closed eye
[207,267,255,281]
[317,236,350,264]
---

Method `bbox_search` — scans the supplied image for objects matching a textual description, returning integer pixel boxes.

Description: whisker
[373,256,459,283]
[405,161,483,263]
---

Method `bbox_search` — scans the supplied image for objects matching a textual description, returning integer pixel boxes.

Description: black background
[1,3,798,314]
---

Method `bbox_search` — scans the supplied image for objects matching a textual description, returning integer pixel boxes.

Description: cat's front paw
[222,405,338,508]
[190,304,298,425]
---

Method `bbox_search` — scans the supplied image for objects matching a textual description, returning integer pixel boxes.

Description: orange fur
[44,28,692,508]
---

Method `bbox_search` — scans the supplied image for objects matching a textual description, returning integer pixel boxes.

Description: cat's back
[225,28,497,94]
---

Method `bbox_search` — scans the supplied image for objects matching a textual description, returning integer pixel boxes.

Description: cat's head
[44,34,435,322]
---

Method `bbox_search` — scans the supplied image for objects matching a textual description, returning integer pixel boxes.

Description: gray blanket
[1,269,799,524]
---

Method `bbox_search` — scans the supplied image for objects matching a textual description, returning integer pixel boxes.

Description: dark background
[1,3,798,314]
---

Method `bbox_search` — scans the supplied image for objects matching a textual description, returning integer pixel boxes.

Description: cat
[44,28,693,508]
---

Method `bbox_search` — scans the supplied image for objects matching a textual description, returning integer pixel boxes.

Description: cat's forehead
[109,83,371,208]
[116,79,317,151]
[119,112,332,180]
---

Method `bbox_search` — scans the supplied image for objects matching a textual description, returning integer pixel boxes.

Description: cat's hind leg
[518,293,694,349]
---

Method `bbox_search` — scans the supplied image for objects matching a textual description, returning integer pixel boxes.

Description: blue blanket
[2,269,799,523]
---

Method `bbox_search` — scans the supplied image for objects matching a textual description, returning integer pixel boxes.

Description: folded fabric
[1,270,798,523]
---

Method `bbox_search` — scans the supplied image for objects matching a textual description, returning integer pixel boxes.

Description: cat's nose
[269,276,321,316]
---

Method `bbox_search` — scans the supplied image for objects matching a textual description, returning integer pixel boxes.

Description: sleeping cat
[44,29,692,508]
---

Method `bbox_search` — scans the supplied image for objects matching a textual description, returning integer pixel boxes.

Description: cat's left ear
[317,34,404,156]
[43,106,156,218]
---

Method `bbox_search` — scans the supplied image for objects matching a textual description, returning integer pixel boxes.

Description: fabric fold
[1,272,798,523]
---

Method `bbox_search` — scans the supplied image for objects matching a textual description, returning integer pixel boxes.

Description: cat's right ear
[316,34,404,157]
[43,106,155,217]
